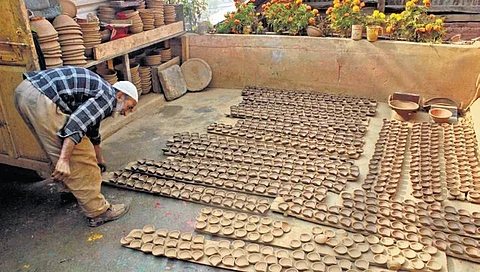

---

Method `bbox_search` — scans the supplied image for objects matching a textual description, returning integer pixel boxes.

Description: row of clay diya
[409,126,444,202]
[141,154,358,182]
[131,159,351,195]
[206,120,367,145]
[229,104,372,125]
[163,132,359,168]
[219,118,367,144]
[340,190,480,239]
[206,125,362,160]
[122,225,370,272]
[241,87,377,109]
[109,171,270,214]
[196,208,290,244]
[362,120,408,194]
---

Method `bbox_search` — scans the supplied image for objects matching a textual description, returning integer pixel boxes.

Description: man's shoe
[87,204,129,227]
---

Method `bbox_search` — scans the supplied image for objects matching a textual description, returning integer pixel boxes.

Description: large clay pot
[367,25,382,42]
[351,24,363,40]
[306,26,322,37]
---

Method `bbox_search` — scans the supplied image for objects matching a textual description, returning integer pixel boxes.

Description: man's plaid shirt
[24,66,116,145]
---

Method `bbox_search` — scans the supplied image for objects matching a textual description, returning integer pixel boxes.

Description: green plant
[326,0,365,37]
[365,10,386,26]
[169,0,208,31]
[261,0,317,35]
[386,0,445,43]
[216,0,258,34]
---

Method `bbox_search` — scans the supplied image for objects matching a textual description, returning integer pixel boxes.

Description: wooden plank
[444,14,480,22]
[152,56,180,93]
[122,54,132,82]
[377,0,386,12]
[92,22,185,60]
[181,35,190,62]
[386,5,480,13]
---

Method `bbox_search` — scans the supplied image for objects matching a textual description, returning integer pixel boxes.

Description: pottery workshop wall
[187,34,480,107]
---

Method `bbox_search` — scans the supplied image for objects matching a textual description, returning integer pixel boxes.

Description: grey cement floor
[0,88,479,271]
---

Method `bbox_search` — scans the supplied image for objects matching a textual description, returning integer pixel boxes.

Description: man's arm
[52,137,75,181]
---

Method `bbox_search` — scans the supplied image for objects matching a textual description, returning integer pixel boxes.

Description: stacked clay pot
[146,0,165,27]
[30,17,63,68]
[77,14,101,59]
[53,15,86,66]
[163,4,176,25]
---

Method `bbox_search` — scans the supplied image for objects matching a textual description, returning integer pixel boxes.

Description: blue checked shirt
[24,66,116,145]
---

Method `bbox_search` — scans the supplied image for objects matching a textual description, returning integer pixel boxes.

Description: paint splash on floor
[87,233,103,242]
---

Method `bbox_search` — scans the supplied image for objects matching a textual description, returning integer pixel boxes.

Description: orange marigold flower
[334,2,341,8]
[250,0,255,2]
[308,17,315,25]
[285,3,291,9]
[306,5,312,11]
[288,16,293,22]
[429,14,435,19]
[234,19,240,25]
[425,24,433,31]
[230,13,235,19]
[352,6,360,12]
[242,3,247,7]
[313,9,319,15]
[360,2,365,7]
[386,25,392,34]
[344,12,350,17]
[295,0,302,5]
[416,27,426,33]
[433,25,440,31]
[326,7,333,14]
[425,2,431,7]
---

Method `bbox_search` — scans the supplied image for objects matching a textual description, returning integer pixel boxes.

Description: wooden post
[107,59,114,70]
[377,0,385,12]
[122,54,132,82]
[181,35,190,63]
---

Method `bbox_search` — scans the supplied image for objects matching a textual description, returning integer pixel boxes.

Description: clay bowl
[389,99,419,121]
[30,17,58,38]
[53,15,79,29]
[306,26,322,37]
[429,108,452,123]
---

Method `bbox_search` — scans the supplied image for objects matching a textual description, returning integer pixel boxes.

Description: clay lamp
[429,108,452,123]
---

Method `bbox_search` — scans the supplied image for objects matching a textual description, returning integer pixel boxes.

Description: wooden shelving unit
[84,21,185,81]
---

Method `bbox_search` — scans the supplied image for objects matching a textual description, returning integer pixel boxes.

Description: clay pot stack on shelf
[159,47,172,62]
[97,69,118,85]
[139,66,152,94]
[120,10,144,34]
[144,51,162,66]
[130,63,143,97]
[97,5,116,23]
[139,9,155,31]
[29,17,63,69]
[77,14,101,59]
[145,0,165,27]
[163,5,176,25]
[52,15,86,66]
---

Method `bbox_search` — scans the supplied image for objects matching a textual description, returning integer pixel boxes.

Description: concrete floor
[0,88,479,271]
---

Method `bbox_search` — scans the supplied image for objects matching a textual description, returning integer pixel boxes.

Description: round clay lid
[181,58,212,92]
[58,0,77,17]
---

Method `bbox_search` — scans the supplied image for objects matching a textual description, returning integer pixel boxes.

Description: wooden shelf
[84,21,185,68]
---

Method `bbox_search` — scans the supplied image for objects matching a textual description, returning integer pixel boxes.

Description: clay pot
[389,99,419,121]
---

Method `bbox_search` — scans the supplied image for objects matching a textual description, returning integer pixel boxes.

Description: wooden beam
[377,0,385,12]
[92,21,185,60]
[181,35,190,63]
[444,14,480,22]
[386,5,480,13]
[122,54,132,82]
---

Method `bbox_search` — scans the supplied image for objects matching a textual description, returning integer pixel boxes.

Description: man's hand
[53,158,71,180]
[94,145,106,172]
[52,138,75,181]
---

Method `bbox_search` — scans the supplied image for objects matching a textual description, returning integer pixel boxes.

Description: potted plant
[262,0,317,35]
[365,10,386,42]
[386,0,445,43]
[326,0,365,39]
[307,15,331,37]
[217,0,258,34]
